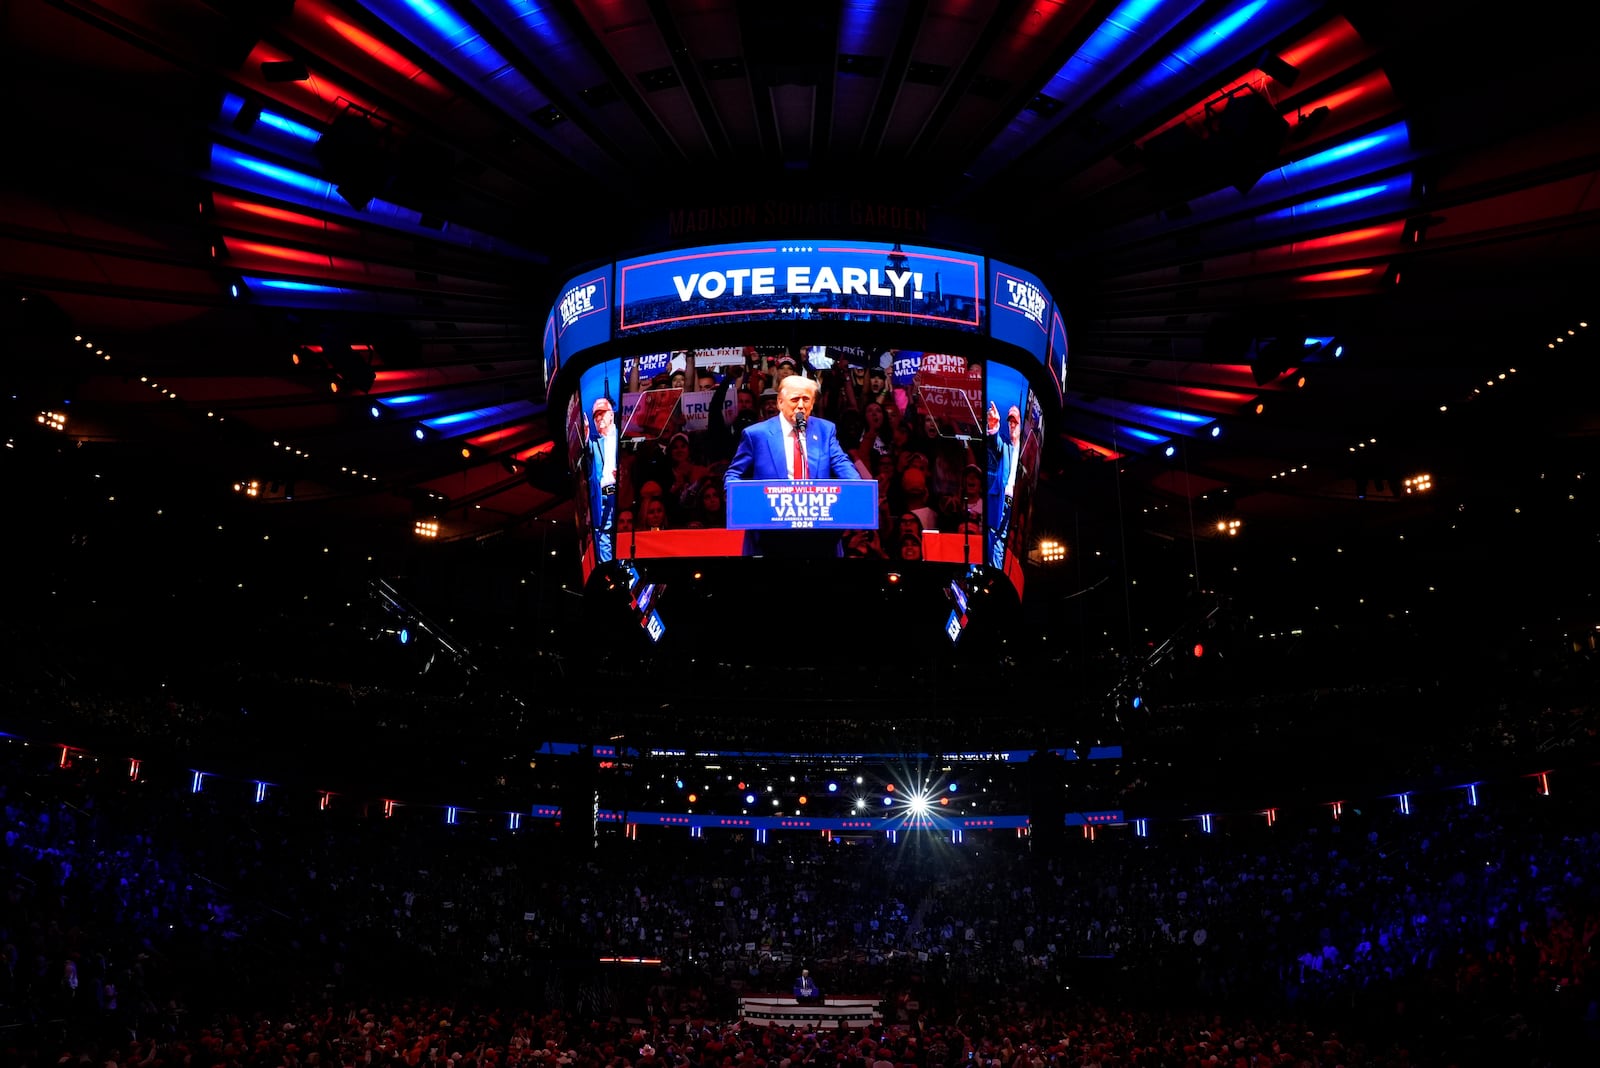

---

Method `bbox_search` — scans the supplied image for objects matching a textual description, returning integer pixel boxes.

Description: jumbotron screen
[569,346,1044,597]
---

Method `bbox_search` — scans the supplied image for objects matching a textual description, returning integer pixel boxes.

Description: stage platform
[736,995,883,1029]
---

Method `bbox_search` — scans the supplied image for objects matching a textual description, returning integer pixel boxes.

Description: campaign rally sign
[678,388,737,433]
[890,349,922,387]
[917,361,984,438]
[726,480,879,530]
[622,351,673,380]
[989,260,1051,368]
[694,345,752,367]
[554,268,611,366]
[615,239,985,335]
[618,388,681,439]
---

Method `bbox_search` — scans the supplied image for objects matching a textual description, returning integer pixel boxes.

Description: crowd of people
[2,725,1596,1067]
[3,525,1596,1067]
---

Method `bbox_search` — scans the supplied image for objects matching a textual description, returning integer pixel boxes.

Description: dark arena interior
[2,1,1598,1065]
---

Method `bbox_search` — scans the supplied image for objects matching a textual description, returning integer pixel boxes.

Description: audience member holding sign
[724,374,865,556]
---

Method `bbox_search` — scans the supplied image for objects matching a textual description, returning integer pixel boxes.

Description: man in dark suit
[725,374,863,556]
[588,396,620,562]
[792,968,821,1004]
[986,401,1023,568]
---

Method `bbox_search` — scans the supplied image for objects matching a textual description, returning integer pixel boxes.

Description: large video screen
[989,259,1051,370]
[983,361,1044,584]
[551,267,613,382]
[571,345,1040,598]
[614,240,985,336]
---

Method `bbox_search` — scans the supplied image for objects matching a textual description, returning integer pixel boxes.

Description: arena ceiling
[3,0,1597,698]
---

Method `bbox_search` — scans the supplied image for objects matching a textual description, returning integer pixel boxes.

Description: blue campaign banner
[615,239,985,335]
[726,480,879,530]
[622,351,673,379]
[990,260,1051,367]
[554,268,612,367]
[890,350,922,387]
[544,240,1065,406]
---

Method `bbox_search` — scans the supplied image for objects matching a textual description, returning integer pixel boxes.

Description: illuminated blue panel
[241,276,347,294]
[1092,125,1418,254]
[238,276,369,309]
[419,399,542,437]
[615,239,984,334]
[219,93,321,147]
[363,0,552,120]
[1093,397,1215,435]
[1256,180,1403,222]
[482,0,612,113]
[259,110,321,144]
[1117,425,1169,443]
[972,0,1201,186]
[213,144,334,198]
[498,0,564,51]
[838,0,885,53]
[221,91,323,144]
[989,259,1053,368]
[208,144,545,261]
[1278,123,1410,183]
[380,394,431,406]
[219,93,246,125]
[1041,0,1192,104]
[1172,124,1412,220]
[1065,409,1170,453]
[1118,0,1273,100]
[1093,0,1316,134]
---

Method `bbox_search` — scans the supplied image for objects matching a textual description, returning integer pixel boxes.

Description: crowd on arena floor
[2,731,1596,1067]
[2,601,1595,1066]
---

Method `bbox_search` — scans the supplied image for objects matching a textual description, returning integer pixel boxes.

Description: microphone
[793,411,807,434]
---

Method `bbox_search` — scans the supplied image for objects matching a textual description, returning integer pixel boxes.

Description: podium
[725,479,878,530]
[736,994,883,1029]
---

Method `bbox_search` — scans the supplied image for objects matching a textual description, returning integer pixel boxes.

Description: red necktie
[792,428,807,479]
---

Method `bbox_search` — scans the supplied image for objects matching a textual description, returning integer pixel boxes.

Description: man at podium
[725,374,864,557]
[792,968,821,1004]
